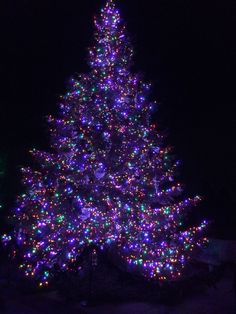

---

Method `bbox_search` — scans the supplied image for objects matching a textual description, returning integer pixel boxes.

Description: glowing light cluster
[3,0,207,286]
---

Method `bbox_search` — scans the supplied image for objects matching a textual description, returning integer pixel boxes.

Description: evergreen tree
[5,0,206,286]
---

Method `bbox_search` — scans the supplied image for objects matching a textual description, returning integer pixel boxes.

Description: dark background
[0,0,235,238]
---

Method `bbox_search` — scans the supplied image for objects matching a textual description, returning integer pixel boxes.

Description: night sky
[0,0,235,238]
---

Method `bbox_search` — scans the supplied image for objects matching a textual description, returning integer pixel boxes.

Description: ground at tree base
[0,264,235,314]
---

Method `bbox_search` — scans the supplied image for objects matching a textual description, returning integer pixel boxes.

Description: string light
[2,0,207,286]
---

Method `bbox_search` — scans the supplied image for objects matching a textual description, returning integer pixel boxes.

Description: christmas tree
[4,0,207,286]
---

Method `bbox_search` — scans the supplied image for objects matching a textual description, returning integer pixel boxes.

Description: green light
[164,207,170,215]
[57,215,65,223]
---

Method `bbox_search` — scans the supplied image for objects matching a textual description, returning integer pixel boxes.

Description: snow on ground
[0,266,235,314]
